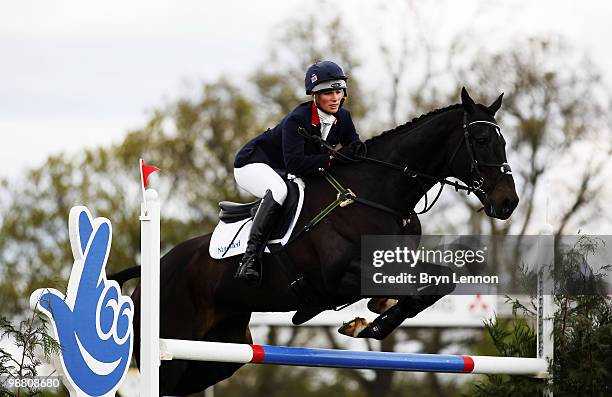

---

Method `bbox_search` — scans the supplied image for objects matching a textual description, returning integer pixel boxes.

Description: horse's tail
[108,266,141,287]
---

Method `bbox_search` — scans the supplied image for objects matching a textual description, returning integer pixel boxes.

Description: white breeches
[234,163,288,205]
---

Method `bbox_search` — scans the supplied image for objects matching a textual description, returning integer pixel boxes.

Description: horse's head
[449,87,519,220]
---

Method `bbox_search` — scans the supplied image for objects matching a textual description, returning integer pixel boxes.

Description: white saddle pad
[209,178,305,259]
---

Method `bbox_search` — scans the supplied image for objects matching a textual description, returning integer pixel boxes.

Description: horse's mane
[366,103,463,144]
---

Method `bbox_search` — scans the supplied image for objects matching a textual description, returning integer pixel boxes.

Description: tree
[0,312,61,396]
[451,37,611,236]
[0,78,260,316]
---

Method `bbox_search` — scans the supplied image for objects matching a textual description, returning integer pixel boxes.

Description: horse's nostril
[501,198,515,215]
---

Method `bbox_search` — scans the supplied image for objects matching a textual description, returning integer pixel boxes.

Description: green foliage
[0,311,61,397]
[552,293,612,397]
[468,237,612,397]
[551,237,612,397]
[469,304,547,397]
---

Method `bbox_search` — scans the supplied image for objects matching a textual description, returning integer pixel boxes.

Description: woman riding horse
[120,86,518,396]
[233,60,364,286]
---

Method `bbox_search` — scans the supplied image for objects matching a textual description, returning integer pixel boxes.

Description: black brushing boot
[234,190,281,286]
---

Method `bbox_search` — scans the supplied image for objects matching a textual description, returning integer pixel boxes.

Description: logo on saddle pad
[30,207,133,397]
[215,240,241,256]
[209,178,305,259]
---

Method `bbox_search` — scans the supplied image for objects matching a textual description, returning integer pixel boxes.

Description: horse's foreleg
[339,262,456,339]
[339,299,410,340]
[339,294,446,340]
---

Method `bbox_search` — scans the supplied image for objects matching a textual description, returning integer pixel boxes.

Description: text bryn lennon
[372,273,499,285]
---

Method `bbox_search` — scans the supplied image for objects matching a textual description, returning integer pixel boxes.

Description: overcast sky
[1,0,611,177]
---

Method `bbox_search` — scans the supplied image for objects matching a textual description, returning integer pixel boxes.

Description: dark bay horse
[124,88,518,395]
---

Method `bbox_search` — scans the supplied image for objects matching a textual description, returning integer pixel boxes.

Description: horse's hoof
[367,298,398,314]
[337,317,369,337]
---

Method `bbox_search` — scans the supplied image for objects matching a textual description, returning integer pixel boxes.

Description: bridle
[446,112,513,200]
[352,111,511,213]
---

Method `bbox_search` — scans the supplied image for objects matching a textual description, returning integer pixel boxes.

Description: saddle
[212,177,332,322]
[209,178,305,259]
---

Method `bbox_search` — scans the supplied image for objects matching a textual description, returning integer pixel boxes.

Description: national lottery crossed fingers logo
[30,206,133,397]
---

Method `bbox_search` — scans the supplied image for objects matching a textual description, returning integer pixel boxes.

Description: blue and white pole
[159,339,548,376]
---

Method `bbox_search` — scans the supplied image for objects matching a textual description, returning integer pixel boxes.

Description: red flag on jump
[140,159,160,189]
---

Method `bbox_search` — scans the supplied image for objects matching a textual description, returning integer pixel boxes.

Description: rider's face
[314,90,344,114]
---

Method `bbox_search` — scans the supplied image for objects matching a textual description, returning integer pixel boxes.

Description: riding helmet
[305,61,348,95]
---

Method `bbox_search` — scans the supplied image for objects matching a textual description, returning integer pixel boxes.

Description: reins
[297,109,512,216]
[285,112,513,245]
[297,125,470,218]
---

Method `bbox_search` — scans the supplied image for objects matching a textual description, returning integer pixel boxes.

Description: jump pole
[139,188,552,392]
[158,339,547,375]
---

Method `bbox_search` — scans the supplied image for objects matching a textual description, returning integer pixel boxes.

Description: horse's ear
[488,93,504,114]
[461,87,476,114]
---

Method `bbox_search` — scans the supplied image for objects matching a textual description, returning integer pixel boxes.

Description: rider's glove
[334,140,366,163]
[318,141,366,172]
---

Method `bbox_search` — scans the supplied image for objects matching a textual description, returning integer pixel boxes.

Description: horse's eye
[471,129,491,144]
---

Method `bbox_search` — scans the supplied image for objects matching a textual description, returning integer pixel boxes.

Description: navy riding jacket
[234,101,360,176]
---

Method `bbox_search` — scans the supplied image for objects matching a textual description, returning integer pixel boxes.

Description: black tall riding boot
[234,190,281,286]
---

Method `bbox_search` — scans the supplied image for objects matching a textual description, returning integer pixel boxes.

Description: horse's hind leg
[169,312,253,396]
